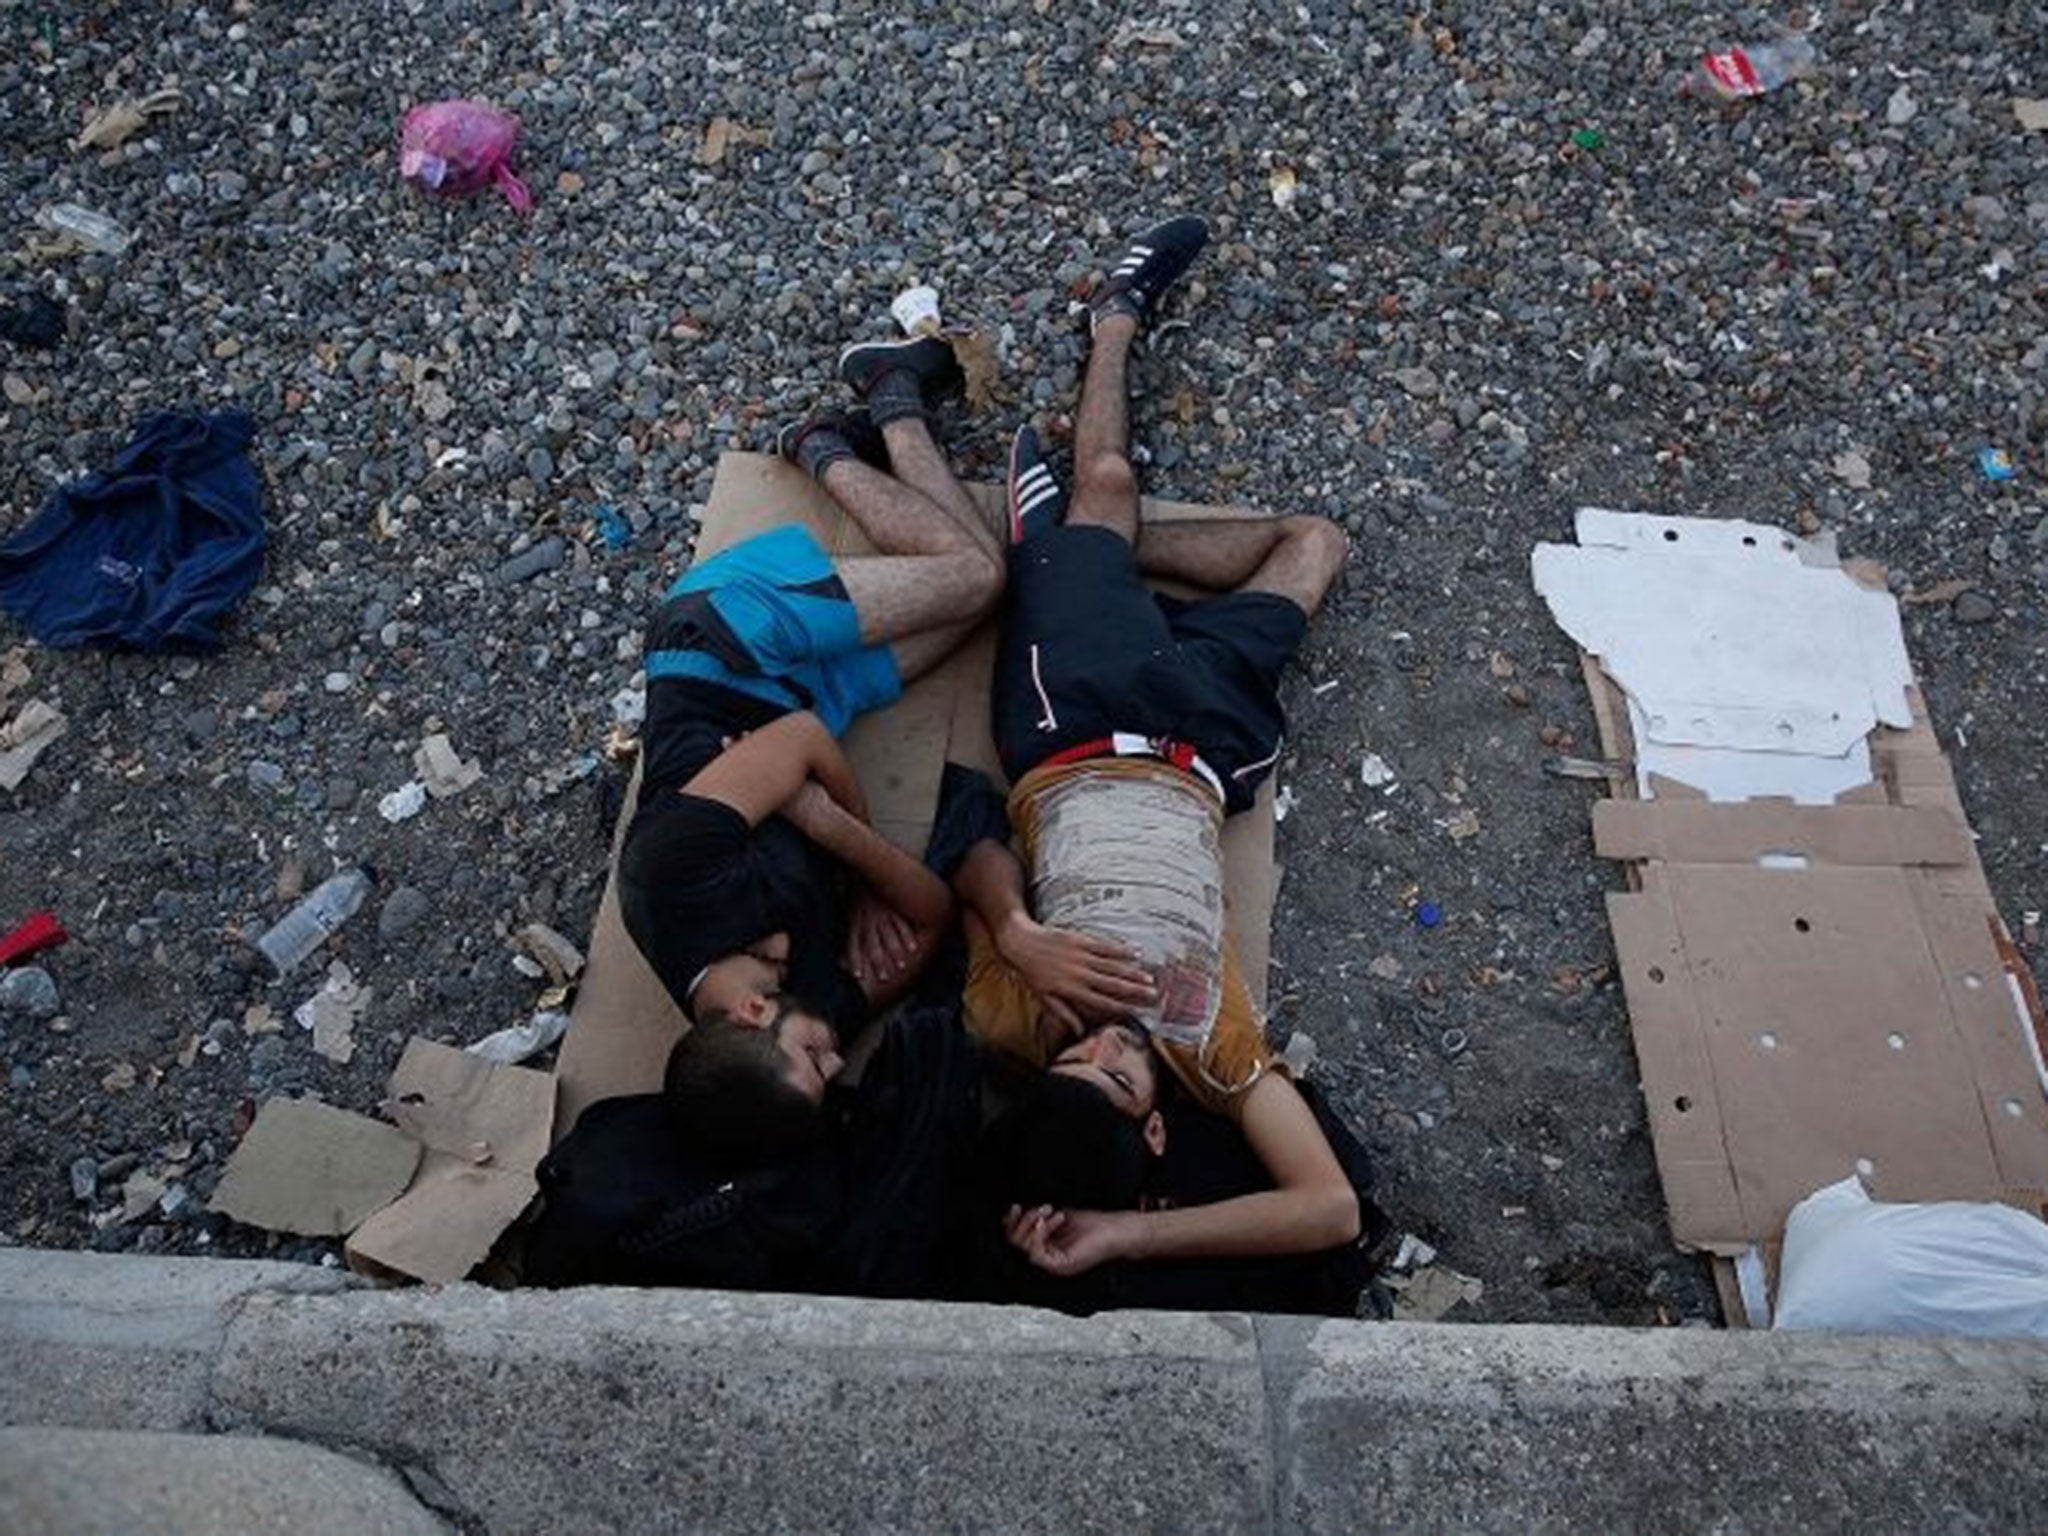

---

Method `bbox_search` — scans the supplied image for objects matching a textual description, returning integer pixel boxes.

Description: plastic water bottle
[1687,37,1817,100]
[36,202,132,255]
[254,867,375,975]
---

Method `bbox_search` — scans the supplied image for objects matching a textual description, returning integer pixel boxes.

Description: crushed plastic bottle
[253,867,375,976]
[398,100,533,213]
[36,202,131,255]
[1686,37,1817,100]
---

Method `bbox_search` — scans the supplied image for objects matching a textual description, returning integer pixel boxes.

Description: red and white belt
[1039,732,1225,803]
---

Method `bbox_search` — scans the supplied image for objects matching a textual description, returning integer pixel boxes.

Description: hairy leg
[1136,515,1348,618]
[835,549,999,654]
[880,416,1005,569]
[1067,313,1142,543]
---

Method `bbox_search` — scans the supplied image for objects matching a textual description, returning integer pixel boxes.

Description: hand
[844,891,920,992]
[996,915,1156,1042]
[1002,1205,1141,1277]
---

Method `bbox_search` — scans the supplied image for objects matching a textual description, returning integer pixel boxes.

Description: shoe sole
[837,335,963,396]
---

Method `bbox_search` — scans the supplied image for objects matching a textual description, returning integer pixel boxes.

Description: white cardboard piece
[1533,509,1913,800]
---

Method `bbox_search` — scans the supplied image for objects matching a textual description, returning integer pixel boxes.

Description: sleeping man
[952,214,1365,1281]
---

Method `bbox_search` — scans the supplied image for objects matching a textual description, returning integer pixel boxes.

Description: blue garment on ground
[0,409,264,651]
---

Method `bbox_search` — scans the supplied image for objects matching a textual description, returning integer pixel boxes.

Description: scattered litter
[414,733,482,798]
[211,1097,421,1237]
[1390,1233,1437,1271]
[347,1038,554,1284]
[1978,447,2018,482]
[1268,166,1298,212]
[1687,38,1816,100]
[1774,1175,2048,1338]
[1273,784,1296,822]
[0,698,65,791]
[2023,911,2041,948]
[74,86,184,151]
[242,1002,280,1036]
[254,866,374,976]
[34,202,131,256]
[588,503,632,550]
[1277,1029,1317,1076]
[0,965,60,1021]
[118,1169,168,1224]
[1830,450,1873,490]
[398,100,532,212]
[1359,752,1396,790]
[0,912,65,968]
[1570,127,1605,151]
[0,292,64,350]
[890,284,942,338]
[1385,1262,1484,1321]
[1414,902,1443,930]
[101,1060,137,1092]
[377,780,427,822]
[293,960,370,1065]
[1543,754,1630,782]
[696,115,772,166]
[466,1008,570,1066]
[1901,577,1972,607]
[1368,953,1402,981]
[0,409,264,651]
[947,329,1001,412]
[515,922,585,987]
[2017,99,2048,133]
[1444,808,1482,841]
[1439,1027,1469,1056]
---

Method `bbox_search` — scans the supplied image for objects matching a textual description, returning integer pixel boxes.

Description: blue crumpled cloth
[0,409,265,650]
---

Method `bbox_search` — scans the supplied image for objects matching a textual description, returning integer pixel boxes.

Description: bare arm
[677,711,856,827]
[785,785,951,933]
[953,839,1155,1036]
[1007,1074,1360,1274]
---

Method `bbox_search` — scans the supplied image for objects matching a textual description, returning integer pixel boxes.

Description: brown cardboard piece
[1583,663,2048,1260]
[555,451,1280,1134]
[344,1040,555,1285]
[209,1098,422,1237]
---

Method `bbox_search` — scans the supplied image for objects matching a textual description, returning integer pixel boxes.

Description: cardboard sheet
[1534,508,1912,797]
[1550,521,2048,1257]
[556,451,1280,1134]
[344,1040,555,1284]
[209,1098,421,1237]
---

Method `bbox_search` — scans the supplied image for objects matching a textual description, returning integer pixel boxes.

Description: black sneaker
[1093,214,1209,330]
[776,407,889,479]
[836,335,965,403]
[1006,424,1068,545]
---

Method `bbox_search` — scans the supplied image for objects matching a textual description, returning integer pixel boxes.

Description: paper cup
[891,285,942,338]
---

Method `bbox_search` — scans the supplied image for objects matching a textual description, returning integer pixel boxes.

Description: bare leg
[1068,313,1142,543]
[819,455,984,562]
[835,548,998,653]
[879,417,1005,569]
[1136,514,1348,619]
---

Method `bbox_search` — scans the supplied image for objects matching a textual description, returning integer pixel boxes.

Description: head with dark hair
[662,998,844,1168]
[1047,1021,1167,1119]
[983,1070,1166,1212]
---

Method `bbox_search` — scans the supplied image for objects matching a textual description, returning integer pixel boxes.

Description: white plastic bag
[1773,1175,2048,1338]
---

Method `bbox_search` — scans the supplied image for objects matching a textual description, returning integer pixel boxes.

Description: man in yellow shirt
[955,215,1361,1279]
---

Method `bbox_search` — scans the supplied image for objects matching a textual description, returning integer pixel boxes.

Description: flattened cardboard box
[556,451,1279,1133]
[1590,685,2048,1254]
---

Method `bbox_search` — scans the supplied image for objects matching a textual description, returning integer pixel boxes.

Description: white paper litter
[1533,509,1914,803]
[466,1009,570,1065]
[377,781,427,823]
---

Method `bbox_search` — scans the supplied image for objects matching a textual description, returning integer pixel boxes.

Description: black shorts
[992,525,1307,814]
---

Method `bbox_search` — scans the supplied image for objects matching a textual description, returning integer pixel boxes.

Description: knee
[965,545,1005,617]
[1075,451,1137,506]
[1286,516,1348,598]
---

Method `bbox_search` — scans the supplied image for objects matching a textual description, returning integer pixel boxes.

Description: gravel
[2,1,2045,1325]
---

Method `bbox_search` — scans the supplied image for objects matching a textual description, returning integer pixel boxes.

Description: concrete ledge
[4,1250,2048,1533]
[0,1426,448,1536]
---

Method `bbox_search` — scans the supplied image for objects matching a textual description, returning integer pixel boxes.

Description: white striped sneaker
[1006,424,1069,545]
[1091,214,1209,330]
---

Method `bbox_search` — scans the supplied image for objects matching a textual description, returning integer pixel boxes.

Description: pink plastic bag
[398,100,533,213]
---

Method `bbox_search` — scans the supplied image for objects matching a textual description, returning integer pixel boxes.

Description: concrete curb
[4,1249,2047,1532]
